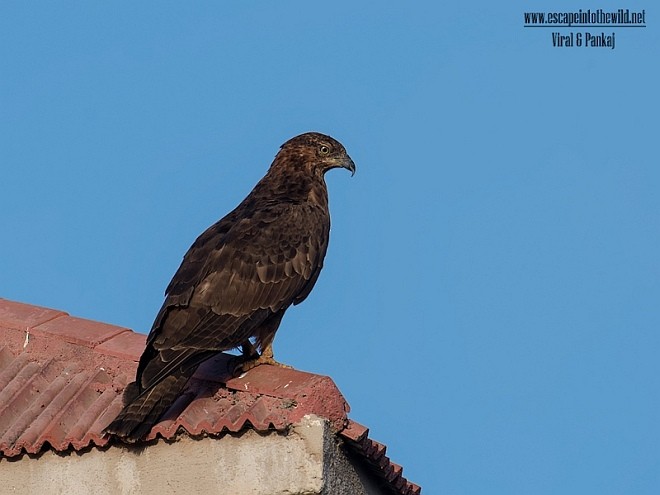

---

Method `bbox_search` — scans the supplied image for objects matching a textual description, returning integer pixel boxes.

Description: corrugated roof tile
[0,298,420,494]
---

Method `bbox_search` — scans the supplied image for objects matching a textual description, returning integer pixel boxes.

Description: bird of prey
[104,132,355,441]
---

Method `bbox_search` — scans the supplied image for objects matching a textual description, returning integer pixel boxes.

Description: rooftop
[0,297,420,495]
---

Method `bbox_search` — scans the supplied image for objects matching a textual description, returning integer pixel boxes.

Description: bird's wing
[149,201,329,353]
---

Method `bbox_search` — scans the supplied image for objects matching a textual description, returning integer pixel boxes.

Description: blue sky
[2,2,658,493]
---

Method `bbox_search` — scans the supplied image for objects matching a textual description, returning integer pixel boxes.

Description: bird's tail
[104,373,190,442]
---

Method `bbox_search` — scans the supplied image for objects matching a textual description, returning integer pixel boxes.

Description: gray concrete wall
[0,415,386,495]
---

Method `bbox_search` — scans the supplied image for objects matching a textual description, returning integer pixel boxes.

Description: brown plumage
[104,132,355,441]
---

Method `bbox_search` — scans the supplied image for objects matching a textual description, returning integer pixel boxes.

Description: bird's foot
[239,353,292,373]
[232,343,291,375]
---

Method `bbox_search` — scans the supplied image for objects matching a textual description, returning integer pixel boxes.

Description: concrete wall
[0,415,386,495]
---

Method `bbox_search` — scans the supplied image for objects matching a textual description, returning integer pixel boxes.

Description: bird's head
[278,132,356,177]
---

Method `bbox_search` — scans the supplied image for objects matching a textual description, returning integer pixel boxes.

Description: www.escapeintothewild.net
[523,8,647,50]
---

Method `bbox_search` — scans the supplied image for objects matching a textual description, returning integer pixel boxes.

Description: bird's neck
[258,160,328,208]
[306,178,329,208]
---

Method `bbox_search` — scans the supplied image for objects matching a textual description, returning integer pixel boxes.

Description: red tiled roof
[0,297,420,495]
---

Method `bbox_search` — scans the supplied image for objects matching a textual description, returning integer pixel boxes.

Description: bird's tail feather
[104,373,190,442]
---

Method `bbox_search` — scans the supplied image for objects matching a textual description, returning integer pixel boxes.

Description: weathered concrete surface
[0,415,386,495]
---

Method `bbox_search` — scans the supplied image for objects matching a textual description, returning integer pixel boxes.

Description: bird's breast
[306,184,329,209]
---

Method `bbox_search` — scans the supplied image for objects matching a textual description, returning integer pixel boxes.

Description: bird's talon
[236,354,292,374]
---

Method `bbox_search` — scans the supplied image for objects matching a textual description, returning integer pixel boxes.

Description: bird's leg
[236,342,292,374]
[227,341,259,376]
[241,340,259,360]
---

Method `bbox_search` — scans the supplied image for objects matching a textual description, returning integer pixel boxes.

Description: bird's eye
[319,145,330,155]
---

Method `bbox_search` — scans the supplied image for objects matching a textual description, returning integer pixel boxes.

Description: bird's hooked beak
[342,155,356,177]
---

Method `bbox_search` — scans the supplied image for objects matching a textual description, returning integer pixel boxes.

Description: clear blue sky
[2,2,658,493]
